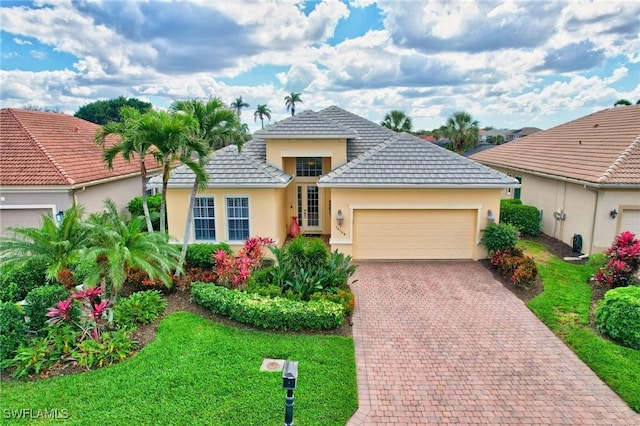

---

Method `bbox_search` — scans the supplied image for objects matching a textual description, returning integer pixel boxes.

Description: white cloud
[12,37,31,45]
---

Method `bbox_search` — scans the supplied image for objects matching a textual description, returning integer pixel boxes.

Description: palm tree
[614,99,632,107]
[83,199,182,298]
[380,110,413,132]
[95,107,157,232]
[171,98,243,263]
[444,111,480,153]
[0,205,89,283]
[230,96,250,121]
[284,92,303,116]
[254,104,272,128]
[135,110,208,234]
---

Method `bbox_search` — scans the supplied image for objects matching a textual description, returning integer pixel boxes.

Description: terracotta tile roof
[1,108,159,186]
[470,105,640,185]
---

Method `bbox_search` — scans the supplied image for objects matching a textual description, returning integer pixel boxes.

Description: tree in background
[95,107,158,232]
[254,104,272,128]
[444,111,480,153]
[380,110,413,133]
[284,92,303,116]
[171,98,243,263]
[230,96,250,121]
[75,96,152,125]
[486,134,505,145]
[614,99,632,107]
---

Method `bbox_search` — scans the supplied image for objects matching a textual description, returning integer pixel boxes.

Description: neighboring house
[0,108,161,236]
[160,106,518,260]
[480,129,510,143]
[505,127,542,142]
[471,105,640,254]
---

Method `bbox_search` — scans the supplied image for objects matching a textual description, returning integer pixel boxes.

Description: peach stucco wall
[327,187,501,260]
[265,138,347,170]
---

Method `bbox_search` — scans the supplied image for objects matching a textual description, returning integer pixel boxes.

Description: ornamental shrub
[481,222,518,254]
[185,243,232,269]
[491,247,538,289]
[500,200,541,236]
[595,286,640,350]
[24,285,71,331]
[191,282,344,330]
[114,290,166,329]
[0,301,25,361]
[595,231,640,289]
[0,261,49,303]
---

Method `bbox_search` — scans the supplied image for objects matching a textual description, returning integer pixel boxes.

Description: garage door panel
[0,209,51,236]
[620,209,640,236]
[353,209,475,260]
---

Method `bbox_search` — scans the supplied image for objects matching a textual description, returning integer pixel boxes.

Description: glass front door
[296,184,322,233]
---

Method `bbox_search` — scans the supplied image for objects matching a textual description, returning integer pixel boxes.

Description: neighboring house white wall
[74,175,147,216]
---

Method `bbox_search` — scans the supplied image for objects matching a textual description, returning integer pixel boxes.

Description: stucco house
[471,105,640,254]
[161,106,518,260]
[0,108,161,236]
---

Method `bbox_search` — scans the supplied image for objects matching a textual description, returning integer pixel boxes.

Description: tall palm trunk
[139,159,154,232]
[180,178,199,266]
[160,162,170,234]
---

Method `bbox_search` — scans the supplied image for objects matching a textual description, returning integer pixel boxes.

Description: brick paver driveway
[347,262,638,425]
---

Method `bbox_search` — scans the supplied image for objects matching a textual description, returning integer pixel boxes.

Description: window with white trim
[193,197,216,241]
[226,196,249,241]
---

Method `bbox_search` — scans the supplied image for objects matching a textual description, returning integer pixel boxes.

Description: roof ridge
[7,108,75,185]
[320,134,398,181]
[598,134,640,183]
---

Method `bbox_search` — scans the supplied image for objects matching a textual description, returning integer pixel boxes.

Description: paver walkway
[347,261,639,425]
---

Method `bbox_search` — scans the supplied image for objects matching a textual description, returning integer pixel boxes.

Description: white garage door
[620,209,640,236]
[352,209,476,260]
[0,208,51,236]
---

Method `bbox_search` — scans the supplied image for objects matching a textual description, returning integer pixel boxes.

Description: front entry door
[296,184,322,233]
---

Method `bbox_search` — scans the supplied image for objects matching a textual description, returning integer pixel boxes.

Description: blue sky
[1,0,639,132]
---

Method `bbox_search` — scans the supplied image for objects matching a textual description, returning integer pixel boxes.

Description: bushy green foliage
[501,198,522,205]
[311,290,355,316]
[481,222,518,254]
[500,200,541,236]
[74,329,136,368]
[0,302,25,361]
[114,290,167,329]
[0,262,49,302]
[191,282,344,330]
[286,236,329,272]
[24,285,71,331]
[185,243,232,269]
[596,286,640,350]
[127,194,162,230]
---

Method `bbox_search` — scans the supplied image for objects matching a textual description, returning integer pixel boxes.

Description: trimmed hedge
[191,282,344,330]
[0,302,25,361]
[481,222,518,254]
[185,243,232,269]
[595,286,640,350]
[500,200,541,236]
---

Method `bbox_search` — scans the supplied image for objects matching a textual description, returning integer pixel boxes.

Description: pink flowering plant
[595,231,640,289]
[47,286,111,342]
[215,237,274,289]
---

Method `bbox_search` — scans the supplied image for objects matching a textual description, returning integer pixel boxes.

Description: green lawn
[0,312,358,425]
[520,240,640,412]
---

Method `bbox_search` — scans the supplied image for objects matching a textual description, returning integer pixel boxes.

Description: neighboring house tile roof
[159,142,292,188]
[319,133,517,187]
[470,105,640,186]
[254,109,359,139]
[0,108,158,186]
[165,106,518,189]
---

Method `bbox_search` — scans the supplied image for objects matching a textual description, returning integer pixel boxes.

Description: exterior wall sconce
[610,209,618,219]
[487,209,495,224]
[336,209,344,226]
[55,211,64,223]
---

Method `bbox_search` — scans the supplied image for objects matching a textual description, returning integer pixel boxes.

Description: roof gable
[0,108,158,186]
[470,105,640,185]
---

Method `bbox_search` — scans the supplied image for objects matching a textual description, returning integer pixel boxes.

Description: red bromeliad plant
[595,231,640,289]
[214,237,274,289]
[47,286,111,342]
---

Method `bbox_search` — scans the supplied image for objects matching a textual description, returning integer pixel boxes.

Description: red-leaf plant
[596,231,640,289]
[47,286,111,342]
[214,237,274,289]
